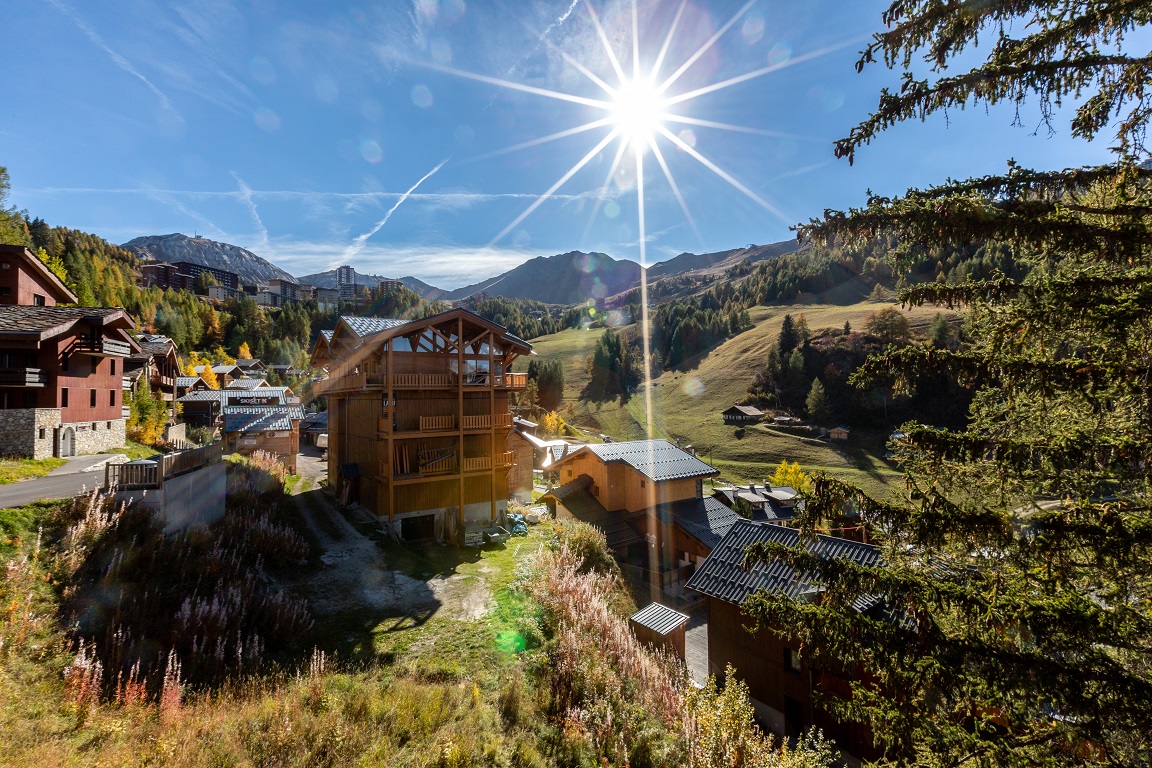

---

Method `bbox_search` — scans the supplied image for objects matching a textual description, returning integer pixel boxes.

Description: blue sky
[3,0,1120,288]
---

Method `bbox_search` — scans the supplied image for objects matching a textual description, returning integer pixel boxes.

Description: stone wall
[67,419,127,456]
[0,408,61,459]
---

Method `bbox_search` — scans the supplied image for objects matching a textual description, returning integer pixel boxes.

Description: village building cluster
[0,240,887,762]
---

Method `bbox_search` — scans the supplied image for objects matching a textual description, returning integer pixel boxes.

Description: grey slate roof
[630,603,690,636]
[685,520,882,613]
[176,376,203,388]
[340,316,406,339]
[672,496,743,551]
[722,404,764,417]
[223,405,306,433]
[576,440,718,483]
[321,330,334,342]
[0,306,128,336]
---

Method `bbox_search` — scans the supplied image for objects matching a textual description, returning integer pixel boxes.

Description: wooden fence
[105,442,224,490]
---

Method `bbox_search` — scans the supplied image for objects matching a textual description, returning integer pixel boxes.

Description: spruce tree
[744,2,1152,765]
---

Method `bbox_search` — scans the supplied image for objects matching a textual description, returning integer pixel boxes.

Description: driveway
[0,453,126,509]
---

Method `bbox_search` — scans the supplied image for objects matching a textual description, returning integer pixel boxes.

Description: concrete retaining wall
[117,462,226,532]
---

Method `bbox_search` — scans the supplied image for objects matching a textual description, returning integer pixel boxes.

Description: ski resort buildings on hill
[311,309,531,539]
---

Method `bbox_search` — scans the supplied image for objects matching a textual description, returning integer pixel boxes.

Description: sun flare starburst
[423,0,851,435]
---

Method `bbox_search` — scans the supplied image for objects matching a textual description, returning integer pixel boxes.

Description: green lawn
[106,439,162,461]
[0,456,66,485]
[521,299,945,498]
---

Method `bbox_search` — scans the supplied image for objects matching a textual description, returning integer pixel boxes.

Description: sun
[610,76,667,153]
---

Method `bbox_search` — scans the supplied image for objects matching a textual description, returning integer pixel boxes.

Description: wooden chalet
[685,520,885,761]
[124,336,180,404]
[629,602,690,660]
[312,308,532,540]
[829,425,851,441]
[223,405,305,472]
[0,244,78,306]
[0,305,139,457]
[722,404,764,424]
[540,440,729,595]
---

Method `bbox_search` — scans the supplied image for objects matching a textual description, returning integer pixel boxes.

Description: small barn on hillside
[829,426,851,441]
[722,404,764,424]
[629,602,690,660]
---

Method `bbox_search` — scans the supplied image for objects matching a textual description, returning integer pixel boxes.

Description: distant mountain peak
[121,233,295,286]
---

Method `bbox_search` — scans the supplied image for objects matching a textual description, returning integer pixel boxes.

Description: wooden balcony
[419,415,456,431]
[313,370,381,395]
[497,373,528,389]
[462,456,491,472]
[394,373,455,388]
[0,367,47,386]
[420,454,457,476]
[462,413,514,430]
[495,451,515,468]
[74,337,132,357]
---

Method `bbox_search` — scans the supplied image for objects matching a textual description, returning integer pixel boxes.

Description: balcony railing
[122,406,132,419]
[462,456,491,472]
[0,367,47,386]
[394,373,455,388]
[497,372,528,388]
[462,413,514,430]
[74,337,132,357]
[495,451,515,468]
[419,415,456,431]
[122,376,133,390]
[420,454,457,476]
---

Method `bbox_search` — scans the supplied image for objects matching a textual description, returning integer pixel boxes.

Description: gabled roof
[339,316,407,339]
[685,520,881,612]
[235,358,266,370]
[320,330,334,342]
[722,404,764,417]
[0,244,77,304]
[672,496,743,551]
[630,603,690,636]
[0,306,138,349]
[556,440,718,483]
[194,364,243,376]
[225,377,270,389]
[301,410,328,430]
[176,376,204,388]
[177,389,227,403]
[223,405,306,433]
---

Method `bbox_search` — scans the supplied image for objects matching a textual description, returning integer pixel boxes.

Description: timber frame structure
[313,308,531,540]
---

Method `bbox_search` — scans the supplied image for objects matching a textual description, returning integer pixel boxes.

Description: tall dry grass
[525,524,838,768]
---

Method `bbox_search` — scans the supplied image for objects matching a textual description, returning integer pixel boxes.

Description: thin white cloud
[45,0,174,112]
[341,157,450,266]
[230,172,271,253]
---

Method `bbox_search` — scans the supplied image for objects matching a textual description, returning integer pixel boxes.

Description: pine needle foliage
[743,3,1152,766]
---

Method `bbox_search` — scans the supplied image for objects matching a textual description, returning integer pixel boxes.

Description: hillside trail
[286,480,492,622]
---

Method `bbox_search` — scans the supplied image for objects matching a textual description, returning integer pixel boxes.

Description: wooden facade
[0,244,78,306]
[314,309,530,539]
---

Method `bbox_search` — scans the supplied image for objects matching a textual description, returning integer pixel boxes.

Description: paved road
[0,454,123,510]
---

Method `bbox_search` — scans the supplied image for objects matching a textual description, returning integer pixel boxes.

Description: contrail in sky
[45,0,173,111]
[230,172,270,253]
[342,157,450,262]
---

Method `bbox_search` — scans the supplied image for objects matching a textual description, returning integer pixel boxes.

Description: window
[0,287,10,296]
[61,352,69,372]
[109,390,115,406]
[61,388,69,407]
[696,479,704,498]
[38,427,46,440]
[106,421,112,429]
[110,359,116,375]
[593,485,599,496]
[785,647,802,673]
[33,294,46,306]
[567,469,573,478]
[90,389,97,407]
[641,479,646,488]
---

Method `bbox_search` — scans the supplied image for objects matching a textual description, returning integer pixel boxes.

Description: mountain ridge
[121,233,295,285]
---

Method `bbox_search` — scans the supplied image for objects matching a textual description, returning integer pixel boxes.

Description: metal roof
[177,389,227,402]
[225,377,270,389]
[630,602,690,635]
[321,329,334,342]
[339,316,407,339]
[568,440,718,483]
[685,520,881,613]
[672,496,743,551]
[722,404,764,416]
[223,405,306,433]
[175,376,203,388]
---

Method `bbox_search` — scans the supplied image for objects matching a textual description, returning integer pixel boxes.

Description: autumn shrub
[525,520,838,768]
[54,487,312,697]
[226,450,289,505]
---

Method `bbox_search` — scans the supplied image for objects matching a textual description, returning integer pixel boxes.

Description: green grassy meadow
[523,299,948,499]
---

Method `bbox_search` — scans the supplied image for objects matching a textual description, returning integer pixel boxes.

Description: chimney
[685,445,695,456]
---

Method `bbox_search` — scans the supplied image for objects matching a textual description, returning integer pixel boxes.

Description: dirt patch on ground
[287,485,491,621]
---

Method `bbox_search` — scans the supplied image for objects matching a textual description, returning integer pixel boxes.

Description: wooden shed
[829,425,851,441]
[722,404,764,424]
[629,602,690,660]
